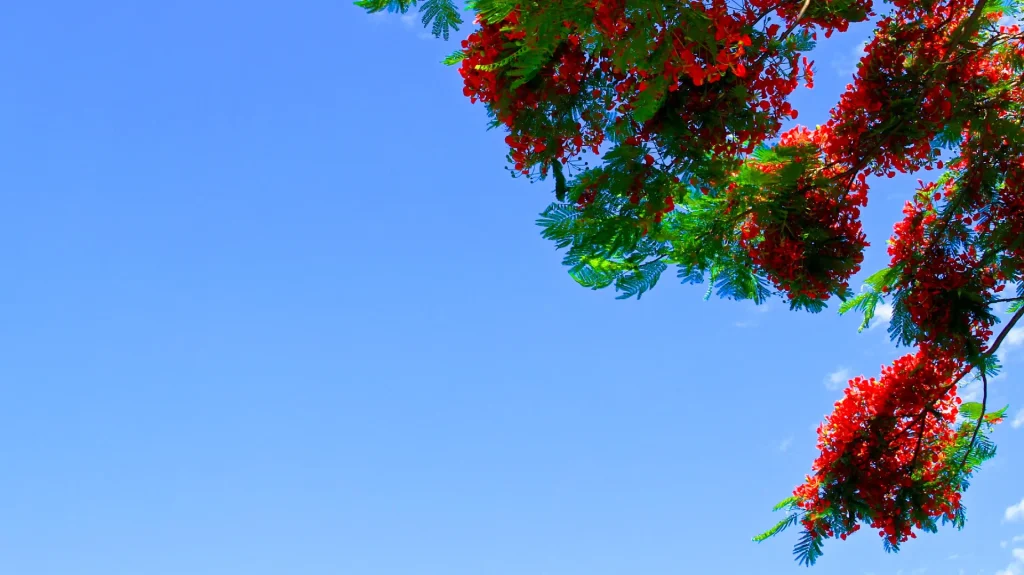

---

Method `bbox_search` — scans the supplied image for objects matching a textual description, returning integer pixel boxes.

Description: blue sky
[1,2,1022,574]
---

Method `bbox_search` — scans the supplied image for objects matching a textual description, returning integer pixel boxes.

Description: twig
[777,0,812,44]
[988,296,1024,304]
[954,369,987,477]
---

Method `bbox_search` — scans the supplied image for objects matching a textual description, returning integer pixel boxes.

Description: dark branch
[955,369,987,477]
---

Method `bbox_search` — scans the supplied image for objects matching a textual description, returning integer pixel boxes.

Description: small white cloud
[1007,498,1024,522]
[1012,410,1024,429]
[779,436,794,452]
[399,12,418,27]
[960,378,983,403]
[1014,535,1024,543]
[734,320,756,328]
[997,327,1024,365]
[867,302,893,330]
[998,542,1024,575]
[825,367,852,391]
[833,39,870,77]
[998,14,1023,28]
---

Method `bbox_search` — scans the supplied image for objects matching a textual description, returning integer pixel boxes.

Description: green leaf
[615,260,668,300]
[959,401,984,421]
[442,49,466,66]
[475,45,528,71]
[754,514,799,543]
[838,290,883,332]
[793,529,825,566]
[355,0,416,13]
[420,0,462,40]
[773,496,799,512]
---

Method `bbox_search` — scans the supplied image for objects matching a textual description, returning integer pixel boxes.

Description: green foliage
[355,0,416,13]
[464,0,516,24]
[839,266,900,331]
[421,0,463,40]
[794,529,825,566]
[442,49,466,66]
[753,513,799,543]
[356,0,462,39]
[938,395,1004,495]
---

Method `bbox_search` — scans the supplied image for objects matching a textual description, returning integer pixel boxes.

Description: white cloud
[779,436,794,452]
[998,14,1023,28]
[865,302,893,331]
[833,39,870,77]
[734,320,756,328]
[998,543,1024,575]
[399,12,418,27]
[1007,498,1024,522]
[1008,328,1024,347]
[996,327,1024,365]
[1013,410,1024,430]
[825,367,852,391]
[1015,535,1024,543]
[961,379,983,403]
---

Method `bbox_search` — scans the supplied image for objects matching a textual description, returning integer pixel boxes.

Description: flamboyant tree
[358,0,1024,565]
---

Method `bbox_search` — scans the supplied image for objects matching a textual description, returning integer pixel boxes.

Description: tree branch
[778,0,812,44]
[987,305,1024,355]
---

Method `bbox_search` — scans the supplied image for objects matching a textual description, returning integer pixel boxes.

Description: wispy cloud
[868,302,893,331]
[367,9,434,40]
[997,563,1023,575]
[399,12,418,27]
[1008,328,1024,347]
[824,367,852,391]
[998,14,1023,28]
[1012,410,1024,430]
[1007,498,1024,522]
[1001,548,1024,575]
[960,378,983,403]
[832,39,870,77]
[779,436,794,452]
[995,327,1024,375]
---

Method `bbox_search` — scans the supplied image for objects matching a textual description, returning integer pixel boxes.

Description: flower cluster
[794,349,965,547]
[739,127,869,306]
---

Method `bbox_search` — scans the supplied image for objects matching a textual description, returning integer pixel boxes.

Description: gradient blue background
[1,2,1022,574]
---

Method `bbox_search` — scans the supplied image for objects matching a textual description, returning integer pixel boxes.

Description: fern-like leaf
[754,514,799,543]
[420,0,462,40]
[793,529,825,566]
[355,0,416,13]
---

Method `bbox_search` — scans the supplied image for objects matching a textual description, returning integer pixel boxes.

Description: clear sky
[1,2,1022,574]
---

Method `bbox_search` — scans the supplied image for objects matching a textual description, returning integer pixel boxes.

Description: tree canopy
[358,0,1024,565]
